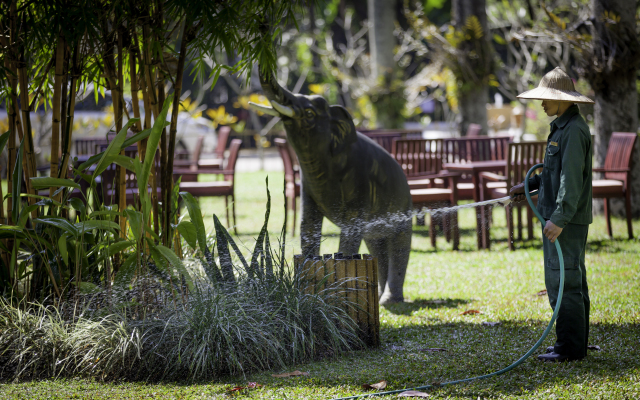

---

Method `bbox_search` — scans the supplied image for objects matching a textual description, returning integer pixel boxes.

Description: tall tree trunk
[452,0,490,136]
[367,0,395,80]
[586,0,640,217]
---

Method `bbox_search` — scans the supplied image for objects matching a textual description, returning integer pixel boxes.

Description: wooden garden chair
[275,138,300,236]
[479,141,546,250]
[592,132,637,239]
[173,138,242,234]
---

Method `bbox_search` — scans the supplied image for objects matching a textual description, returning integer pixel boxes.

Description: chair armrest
[593,167,630,173]
[478,171,506,182]
[412,171,462,180]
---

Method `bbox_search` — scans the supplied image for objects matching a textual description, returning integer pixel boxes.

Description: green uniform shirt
[528,104,593,227]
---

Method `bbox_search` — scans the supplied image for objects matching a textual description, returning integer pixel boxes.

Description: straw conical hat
[517,67,594,104]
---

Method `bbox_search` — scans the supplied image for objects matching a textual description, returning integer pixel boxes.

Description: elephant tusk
[248,102,280,117]
[271,101,295,118]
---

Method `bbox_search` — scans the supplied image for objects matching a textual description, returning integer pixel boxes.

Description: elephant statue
[249,71,412,304]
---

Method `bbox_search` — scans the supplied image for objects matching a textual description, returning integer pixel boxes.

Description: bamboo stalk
[50,32,65,198]
[59,38,81,180]
[165,18,192,248]
[116,28,127,239]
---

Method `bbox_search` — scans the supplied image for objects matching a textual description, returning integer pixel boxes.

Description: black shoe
[538,352,584,362]
[546,346,554,353]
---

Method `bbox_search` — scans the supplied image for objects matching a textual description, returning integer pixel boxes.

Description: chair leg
[225,196,230,230]
[604,198,612,238]
[517,205,523,241]
[429,214,436,249]
[482,203,491,250]
[452,211,459,251]
[506,203,514,251]
[444,212,451,243]
[232,195,238,236]
[526,206,534,240]
[292,195,297,237]
[625,191,633,239]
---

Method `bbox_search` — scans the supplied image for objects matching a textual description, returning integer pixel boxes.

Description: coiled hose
[332,163,564,399]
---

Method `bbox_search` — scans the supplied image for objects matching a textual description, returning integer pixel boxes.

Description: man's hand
[509,183,526,202]
[543,220,563,243]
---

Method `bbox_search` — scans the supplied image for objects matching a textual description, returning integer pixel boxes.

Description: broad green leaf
[156,244,194,291]
[145,225,161,242]
[30,177,80,190]
[35,217,79,237]
[58,235,69,266]
[91,118,138,181]
[0,225,27,240]
[139,95,173,204]
[176,220,197,249]
[69,198,86,214]
[90,210,121,218]
[124,209,143,242]
[250,179,271,279]
[112,155,136,171]
[74,220,121,234]
[122,127,152,148]
[179,191,207,252]
[76,153,103,174]
[16,205,38,229]
[105,240,135,256]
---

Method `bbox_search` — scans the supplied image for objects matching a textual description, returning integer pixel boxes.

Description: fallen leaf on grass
[362,380,387,390]
[460,310,483,315]
[587,345,601,351]
[271,370,309,378]
[482,321,501,326]
[536,289,548,296]
[418,348,447,352]
[399,390,430,397]
[227,382,262,393]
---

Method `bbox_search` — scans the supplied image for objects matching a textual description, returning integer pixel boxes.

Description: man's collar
[550,104,579,130]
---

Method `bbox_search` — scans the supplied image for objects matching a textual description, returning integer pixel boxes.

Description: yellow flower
[179,98,202,119]
[233,93,271,115]
[308,84,325,95]
[206,106,238,128]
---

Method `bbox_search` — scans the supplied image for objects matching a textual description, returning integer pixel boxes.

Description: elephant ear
[329,105,357,156]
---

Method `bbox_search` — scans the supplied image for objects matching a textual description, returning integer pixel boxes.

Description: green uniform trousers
[542,222,590,360]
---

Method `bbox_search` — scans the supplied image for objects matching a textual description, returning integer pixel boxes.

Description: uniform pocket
[544,145,560,170]
[545,256,582,293]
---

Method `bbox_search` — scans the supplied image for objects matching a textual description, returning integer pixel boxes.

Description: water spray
[332,164,565,399]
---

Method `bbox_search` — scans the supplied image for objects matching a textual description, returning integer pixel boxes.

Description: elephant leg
[300,184,323,258]
[364,237,389,300]
[339,226,364,257]
[366,219,412,305]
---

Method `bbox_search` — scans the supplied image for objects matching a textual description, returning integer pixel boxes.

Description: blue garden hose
[332,163,564,399]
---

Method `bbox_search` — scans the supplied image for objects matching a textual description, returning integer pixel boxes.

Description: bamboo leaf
[114,252,138,288]
[30,177,80,189]
[0,131,10,154]
[91,118,138,181]
[179,192,207,252]
[17,204,39,228]
[139,95,173,204]
[250,178,271,279]
[58,235,69,266]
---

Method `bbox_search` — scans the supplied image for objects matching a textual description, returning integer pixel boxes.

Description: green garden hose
[333,163,565,399]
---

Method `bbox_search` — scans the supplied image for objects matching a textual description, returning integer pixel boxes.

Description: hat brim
[517,87,594,104]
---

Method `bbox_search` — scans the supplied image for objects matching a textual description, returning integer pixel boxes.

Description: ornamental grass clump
[0,184,362,382]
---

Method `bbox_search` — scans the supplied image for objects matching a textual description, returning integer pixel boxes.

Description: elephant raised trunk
[250,69,297,118]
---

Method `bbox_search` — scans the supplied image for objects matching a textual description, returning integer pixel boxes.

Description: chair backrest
[360,131,403,153]
[74,138,108,156]
[223,139,242,181]
[392,138,445,178]
[100,146,140,199]
[466,123,482,137]
[603,132,638,182]
[192,135,205,163]
[443,136,512,164]
[275,138,296,182]
[504,141,547,189]
[215,126,232,159]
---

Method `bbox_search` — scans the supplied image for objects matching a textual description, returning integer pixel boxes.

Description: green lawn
[2,171,639,399]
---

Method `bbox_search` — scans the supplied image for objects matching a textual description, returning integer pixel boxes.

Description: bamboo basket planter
[294,253,380,347]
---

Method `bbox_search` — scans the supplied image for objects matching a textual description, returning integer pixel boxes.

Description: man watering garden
[510,67,595,363]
